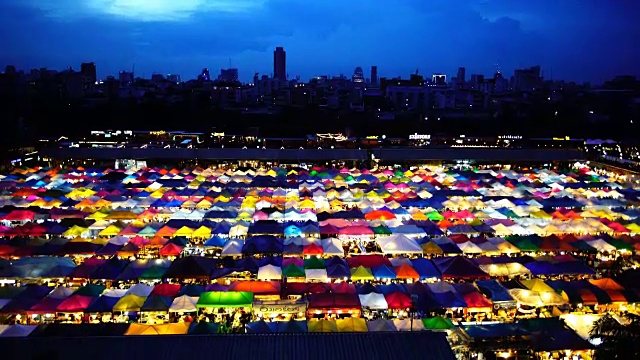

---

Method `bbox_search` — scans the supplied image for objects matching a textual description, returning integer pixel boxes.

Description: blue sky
[1,0,638,83]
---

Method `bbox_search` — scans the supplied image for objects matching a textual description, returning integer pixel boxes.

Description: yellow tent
[125,323,189,335]
[521,279,555,293]
[336,318,368,332]
[421,242,444,255]
[99,224,122,237]
[174,226,194,237]
[626,223,640,234]
[307,320,338,333]
[86,210,110,220]
[106,211,137,220]
[192,226,212,239]
[411,212,428,221]
[113,295,146,312]
[531,210,552,219]
[63,225,88,238]
[196,199,212,209]
[180,200,198,209]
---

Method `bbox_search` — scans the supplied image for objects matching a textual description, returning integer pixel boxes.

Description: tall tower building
[273,47,286,82]
[80,62,97,84]
[352,67,365,85]
[456,67,465,84]
[370,66,378,86]
[201,68,210,81]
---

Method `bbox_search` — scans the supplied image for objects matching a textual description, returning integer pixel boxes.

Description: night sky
[2,1,638,83]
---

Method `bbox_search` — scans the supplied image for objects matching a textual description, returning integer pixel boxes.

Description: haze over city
[2,0,639,83]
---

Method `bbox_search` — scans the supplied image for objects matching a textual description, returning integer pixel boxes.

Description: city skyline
[2,1,639,83]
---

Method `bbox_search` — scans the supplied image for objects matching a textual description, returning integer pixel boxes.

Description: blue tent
[410,258,441,279]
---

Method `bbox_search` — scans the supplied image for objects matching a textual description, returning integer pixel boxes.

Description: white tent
[358,293,388,310]
[366,319,397,332]
[509,289,567,307]
[560,314,603,340]
[228,224,248,238]
[393,318,426,331]
[476,241,501,254]
[125,284,154,297]
[47,287,77,299]
[321,238,344,256]
[257,264,282,280]
[108,235,130,245]
[102,289,127,298]
[305,269,328,281]
[479,263,531,277]
[585,239,617,252]
[0,325,37,337]
[221,239,244,256]
[389,257,412,267]
[169,295,199,312]
[456,241,484,254]
[376,234,422,254]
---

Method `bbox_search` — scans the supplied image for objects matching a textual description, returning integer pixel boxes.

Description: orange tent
[394,264,420,279]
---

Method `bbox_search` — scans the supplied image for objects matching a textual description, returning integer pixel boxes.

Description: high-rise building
[219,68,239,82]
[201,68,210,81]
[273,47,286,82]
[512,66,542,92]
[352,67,365,85]
[456,67,466,88]
[432,74,446,85]
[370,66,378,86]
[118,71,134,87]
[80,62,97,84]
[167,74,181,83]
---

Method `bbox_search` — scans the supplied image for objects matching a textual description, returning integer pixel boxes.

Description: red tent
[56,295,94,312]
[307,293,361,310]
[158,243,183,257]
[150,283,181,297]
[330,282,356,294]
[2,210,36,221]
[284,282,328,296]
[347,255,391,269]
[384,292,412,309]
[229,281,280,295]
[302,243,324,256]
[462,292,492,309]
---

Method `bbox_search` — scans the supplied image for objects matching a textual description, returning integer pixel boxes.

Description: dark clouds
[1,0,638,83]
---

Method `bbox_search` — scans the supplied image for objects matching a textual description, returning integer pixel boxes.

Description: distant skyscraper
[201,68,210,81]
[219,68,239,82]
[273,47,286,82]
[118,71,134,87]
[352,67,365,84]
[167,74,181,83]
[456,67,465,84]
[432,73,446,85]
[80,62,97,84]
[370,66,378,86]
[512,66,542,92]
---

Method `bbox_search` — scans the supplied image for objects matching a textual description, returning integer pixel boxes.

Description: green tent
[282,264,306,278]
[426,211,444,221]
[372,225,392,235]
[0,286,25,299]
[197,291,254,308]
[422,316,455,330]
[508,237,540,252]
[605,238,634,252]
[304,256,326,269]
[138,266,168,279]
[74,283,106,297]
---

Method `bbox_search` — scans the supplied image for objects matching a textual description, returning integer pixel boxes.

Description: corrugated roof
[2,332,455,360]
